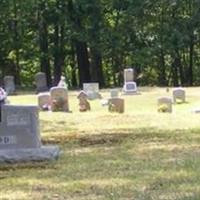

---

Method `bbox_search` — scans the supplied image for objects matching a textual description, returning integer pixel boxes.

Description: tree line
[0,0,200,88]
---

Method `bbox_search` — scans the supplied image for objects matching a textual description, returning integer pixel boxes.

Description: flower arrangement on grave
[52,97,65,111]
[158,104,168,113]
[0,87,6,102]
[108,102,117,112]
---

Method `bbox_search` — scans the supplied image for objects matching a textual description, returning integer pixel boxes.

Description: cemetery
[1,83,200,199]
[1,1,200,199]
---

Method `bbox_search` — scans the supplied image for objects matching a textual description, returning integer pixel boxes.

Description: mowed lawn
[1,87,200,200]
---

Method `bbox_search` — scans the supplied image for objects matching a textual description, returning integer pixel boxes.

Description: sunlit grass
[1,87,200,199]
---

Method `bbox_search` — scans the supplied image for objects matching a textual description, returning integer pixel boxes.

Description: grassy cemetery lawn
[1,87,200,200]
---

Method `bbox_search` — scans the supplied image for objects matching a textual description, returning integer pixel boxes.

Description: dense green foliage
[0,0,200,88]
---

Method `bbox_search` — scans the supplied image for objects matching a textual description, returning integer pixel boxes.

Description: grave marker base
[0,145,59,163]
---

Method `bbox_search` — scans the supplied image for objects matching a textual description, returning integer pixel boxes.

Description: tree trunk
[158,48,166,86]
[90,47,104,87]
[188,33,194,86]
[38,1,52,87]
[75,41,91,87]
[70,44,77,88]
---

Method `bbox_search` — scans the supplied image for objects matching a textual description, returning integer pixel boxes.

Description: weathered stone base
[0,145,60,163]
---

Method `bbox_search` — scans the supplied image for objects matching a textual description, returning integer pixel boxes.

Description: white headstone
[172,88,185,103]
[83,83,101,100]
[123,82,137,94]
[35,72,48,93]
[38,93,51,110]
[3,76,15,95]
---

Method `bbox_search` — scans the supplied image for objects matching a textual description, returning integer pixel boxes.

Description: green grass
[1,87,200,199]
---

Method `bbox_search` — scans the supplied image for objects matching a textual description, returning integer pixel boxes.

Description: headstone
[0,105,59,162]
[124,68,134,82]
[3,76,15,95]
[57,76,68,89]
[123,68,137,94]
[83,83,101,100]
[77,90,90,112]
[35,72,48,93]
[38,93,51,111]
[172,88,185,103]
[123,82,137,94]
[50,87,69,112]
[157,97,173,113]
[108,98,124,113]
[110,89,119,98]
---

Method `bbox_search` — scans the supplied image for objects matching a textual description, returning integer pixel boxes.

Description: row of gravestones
[158,88,186,113]
[2,68,138,95]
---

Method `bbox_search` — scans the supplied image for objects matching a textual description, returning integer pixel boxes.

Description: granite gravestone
[4,76,15,95]
[172,88,186,103]
[50,87,69,112]
[35,72,48,93]
[83,83,101,100]
[0,105,59,162]
[123,68,137,94]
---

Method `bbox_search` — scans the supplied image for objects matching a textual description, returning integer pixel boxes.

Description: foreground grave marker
[0,105,59,162]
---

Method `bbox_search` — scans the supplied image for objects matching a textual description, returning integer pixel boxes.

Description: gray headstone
[0,105,41,149]
[3,76,15,95]
[172,88,185,103]
[0,105,59,162]
[35,72,48,93]
[83,83,101,100]
[110,89,119,98]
